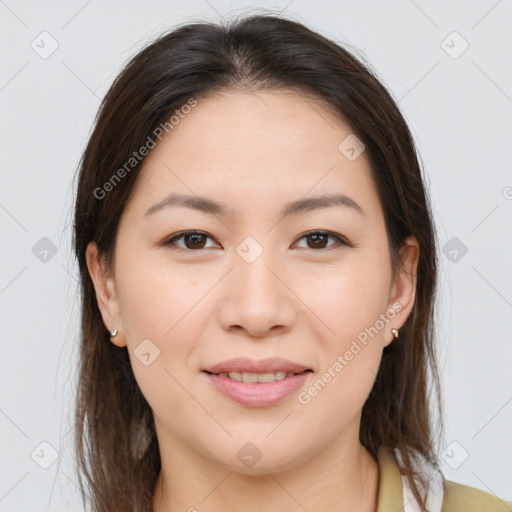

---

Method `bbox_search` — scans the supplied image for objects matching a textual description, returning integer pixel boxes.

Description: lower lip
[203,371,311,407]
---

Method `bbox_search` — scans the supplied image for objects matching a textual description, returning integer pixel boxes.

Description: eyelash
[162,230,351,252]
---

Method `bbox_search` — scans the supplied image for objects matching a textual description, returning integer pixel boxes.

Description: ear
[85,241,127,347]
[385,235,420,347]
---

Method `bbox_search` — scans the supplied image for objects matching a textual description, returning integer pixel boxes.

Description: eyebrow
[144,192,365,219]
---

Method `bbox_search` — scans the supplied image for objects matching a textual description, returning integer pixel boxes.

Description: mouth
[201,358,313,406]
[203,357,312,376]
[203,369,313,383]
[202,368,313,407]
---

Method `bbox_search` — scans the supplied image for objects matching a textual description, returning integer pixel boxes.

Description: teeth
[218,371,298,382]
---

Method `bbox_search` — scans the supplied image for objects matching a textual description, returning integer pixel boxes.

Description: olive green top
[376,446,512,511]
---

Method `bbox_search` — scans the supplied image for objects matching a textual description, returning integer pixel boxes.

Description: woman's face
[87,89,419,474]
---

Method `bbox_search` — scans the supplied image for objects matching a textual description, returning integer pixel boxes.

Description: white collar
[393,447,445,512]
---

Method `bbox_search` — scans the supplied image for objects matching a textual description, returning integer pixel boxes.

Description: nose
[216,252,297,338]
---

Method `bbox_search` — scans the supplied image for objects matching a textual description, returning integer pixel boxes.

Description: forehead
[125,89,380,220]
[168,89,351,153]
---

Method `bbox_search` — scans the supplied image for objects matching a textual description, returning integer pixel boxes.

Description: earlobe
[386,235,420,345]
[85,241,127,347]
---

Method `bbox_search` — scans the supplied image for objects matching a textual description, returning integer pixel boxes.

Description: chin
[210,444,312,476]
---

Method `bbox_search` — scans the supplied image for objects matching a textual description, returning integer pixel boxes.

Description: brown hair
[72,12,444,511]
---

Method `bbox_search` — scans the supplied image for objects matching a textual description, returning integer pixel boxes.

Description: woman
[72,13,509,512]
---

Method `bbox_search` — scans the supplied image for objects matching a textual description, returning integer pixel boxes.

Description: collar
[376,446,445,512]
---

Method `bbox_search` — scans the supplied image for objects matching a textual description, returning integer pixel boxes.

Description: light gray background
[1,0,511,510]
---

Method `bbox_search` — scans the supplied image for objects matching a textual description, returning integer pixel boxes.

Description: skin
[86,89,419,512]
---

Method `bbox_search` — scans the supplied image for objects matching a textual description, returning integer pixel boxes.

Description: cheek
[114,251,209,394]
[293,252,390,401]
[297,252,391,342]
[115,247,206,339]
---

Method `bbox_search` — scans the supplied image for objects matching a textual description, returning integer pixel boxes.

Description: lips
[203,357,311,375]
[204,369,312,407]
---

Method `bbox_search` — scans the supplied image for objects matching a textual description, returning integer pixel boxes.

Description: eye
[163,231,220,250]
[292,230,350,250]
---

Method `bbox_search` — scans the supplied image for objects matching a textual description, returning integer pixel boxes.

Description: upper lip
[203,357,311,374]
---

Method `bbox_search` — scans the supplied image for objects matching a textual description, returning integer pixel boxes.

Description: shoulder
[442,479,512,511]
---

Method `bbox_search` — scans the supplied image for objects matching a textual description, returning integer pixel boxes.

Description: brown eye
[294,231,349,250]
[306,233,329,249]
[164,231,218,250]
[183,233,207,249]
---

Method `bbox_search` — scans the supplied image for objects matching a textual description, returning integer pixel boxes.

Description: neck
[152,434,379,512]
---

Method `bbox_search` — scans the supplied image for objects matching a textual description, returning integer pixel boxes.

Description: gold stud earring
[391,328,399,339]
[109,329,118,341]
